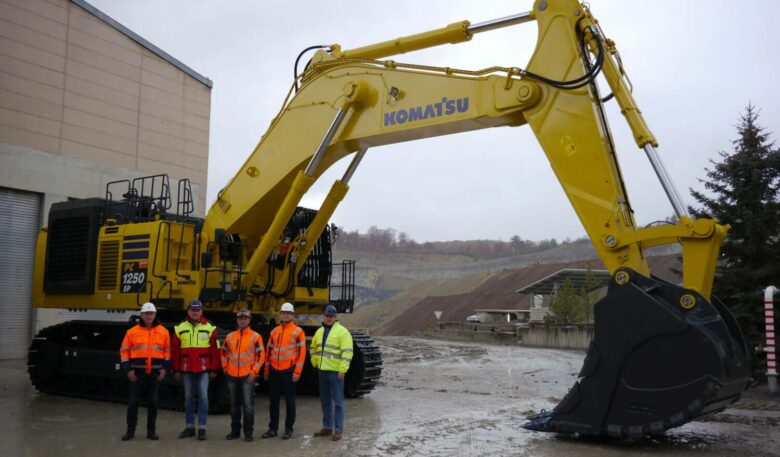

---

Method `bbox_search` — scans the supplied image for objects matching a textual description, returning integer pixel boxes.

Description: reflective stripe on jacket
[310,322,353,373]
[172,317,220,373]
[264,321,306,376]
[119,322,170,374]
[221,328,265,377]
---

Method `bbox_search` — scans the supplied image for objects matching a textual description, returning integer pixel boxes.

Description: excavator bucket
[523,269,752,439]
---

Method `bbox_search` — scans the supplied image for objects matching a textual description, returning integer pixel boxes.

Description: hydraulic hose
[294,45,331,91]
[522,26,604,90]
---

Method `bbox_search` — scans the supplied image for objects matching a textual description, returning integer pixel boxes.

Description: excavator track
[272,327,383,397]
[28,320,382,411]
[345,331,384,397]
[27,320,231,412]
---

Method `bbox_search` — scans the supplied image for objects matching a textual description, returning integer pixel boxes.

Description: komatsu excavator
[29,0,751,438]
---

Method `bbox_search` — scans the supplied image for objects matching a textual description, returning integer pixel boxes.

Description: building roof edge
[71,0,213,88]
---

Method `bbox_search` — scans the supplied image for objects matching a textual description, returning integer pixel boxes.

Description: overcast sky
[88,0,780,243]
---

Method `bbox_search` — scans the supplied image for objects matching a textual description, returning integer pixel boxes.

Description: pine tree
[545,279,587,325]
[690,104,780,343]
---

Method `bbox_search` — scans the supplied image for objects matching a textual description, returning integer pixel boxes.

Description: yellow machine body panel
[33,219,202,310]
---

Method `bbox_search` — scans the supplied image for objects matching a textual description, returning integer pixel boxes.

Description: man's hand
[157,369,166,382]
[174,372,182,381]
[247,373,256,384]
[292,373,300,383]
[209,372,217,379]
[337,372,345,381]
[263,373,269,382]
[127,371,137,382]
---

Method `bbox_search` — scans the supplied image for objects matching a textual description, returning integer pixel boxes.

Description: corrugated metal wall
[0,187,41,359]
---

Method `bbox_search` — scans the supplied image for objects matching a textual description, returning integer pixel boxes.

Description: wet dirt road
[1,336,778,456]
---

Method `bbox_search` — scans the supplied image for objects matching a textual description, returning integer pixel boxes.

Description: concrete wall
[426,329,517,345]
[518,325,593,350]
[0,0,210,213]
[429,323,594,350]
[0,0,212,337]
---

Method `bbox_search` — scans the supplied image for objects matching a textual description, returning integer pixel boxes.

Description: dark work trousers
[127,369,160,432]
[267,368,296,432]
[227,375,256,436]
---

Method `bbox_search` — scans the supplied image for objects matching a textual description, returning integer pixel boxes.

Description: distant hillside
[333,238,598,288]
[339,271,494,335]
[333,237,677,295]
[333,229,681,335]
[336,226,563,259]
[381,255,682,336]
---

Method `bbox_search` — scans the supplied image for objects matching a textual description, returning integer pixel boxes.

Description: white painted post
[765,286,777,394]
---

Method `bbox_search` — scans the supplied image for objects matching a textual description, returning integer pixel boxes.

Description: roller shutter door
[0,188,41,359]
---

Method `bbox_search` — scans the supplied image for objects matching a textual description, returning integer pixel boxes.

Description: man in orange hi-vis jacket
[221,308,264,442]
[261,302,306,440]
[119,302,170,441]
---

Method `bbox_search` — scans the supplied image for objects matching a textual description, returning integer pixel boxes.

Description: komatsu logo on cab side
[384,97,469,127]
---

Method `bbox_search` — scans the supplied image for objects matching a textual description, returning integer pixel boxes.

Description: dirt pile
[382,255,682,336]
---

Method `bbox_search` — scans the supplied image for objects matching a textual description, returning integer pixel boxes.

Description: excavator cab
[523,269,752,438]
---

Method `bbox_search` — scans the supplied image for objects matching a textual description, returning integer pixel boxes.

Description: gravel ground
[1,336,777,456]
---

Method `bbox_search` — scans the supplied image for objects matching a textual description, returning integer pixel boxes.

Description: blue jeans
[318,370,345,432]
[226,375,255,436]
[182,372,209,429]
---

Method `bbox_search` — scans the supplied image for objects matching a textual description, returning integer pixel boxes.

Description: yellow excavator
[29,0,751,438]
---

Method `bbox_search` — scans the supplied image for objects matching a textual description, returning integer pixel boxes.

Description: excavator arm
[200,0,750,438]
[207,0,724,303]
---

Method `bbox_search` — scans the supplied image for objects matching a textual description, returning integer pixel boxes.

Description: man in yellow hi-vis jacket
[310,305,353,441]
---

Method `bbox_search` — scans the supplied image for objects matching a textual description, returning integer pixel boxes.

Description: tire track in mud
[368,337,577,456]
[372,406,532,457]
[369,337,780,457]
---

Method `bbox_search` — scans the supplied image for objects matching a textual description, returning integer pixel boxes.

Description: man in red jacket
[172,299,220,440]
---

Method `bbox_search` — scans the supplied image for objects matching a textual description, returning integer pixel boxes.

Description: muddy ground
[1,337,778,456]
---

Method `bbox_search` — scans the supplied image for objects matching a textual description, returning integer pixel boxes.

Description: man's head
[236,308,251,329]
[187,299,203,322]
[280,302,294,323]
[140,302,156,326]
[323,305,337,326]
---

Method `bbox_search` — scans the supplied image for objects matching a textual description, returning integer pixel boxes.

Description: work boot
[331,430,342,441]
[261,429,277,439]
[121,428,135,441]
[281,429,293,440]
[197,429,207,440]
[178,427,195,438]
[147,430,159,440]
[244,434,254,442]
[225,430,241,440]
[313,428,332,437]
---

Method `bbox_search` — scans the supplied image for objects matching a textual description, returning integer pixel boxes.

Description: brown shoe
[331,431,342,441]
[313,428,332,437]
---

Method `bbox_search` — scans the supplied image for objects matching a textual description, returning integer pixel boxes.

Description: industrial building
[0,0,212,358]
